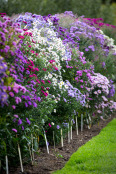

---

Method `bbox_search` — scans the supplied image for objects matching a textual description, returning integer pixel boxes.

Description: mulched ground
[4,114,116,174]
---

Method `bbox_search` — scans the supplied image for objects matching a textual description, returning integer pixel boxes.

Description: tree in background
[71,0,102,18]
[0,0,116,25]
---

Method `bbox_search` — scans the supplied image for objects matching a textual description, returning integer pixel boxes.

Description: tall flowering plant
[85,73,110,117]
[0,14,43,165]
[16,12,86,124]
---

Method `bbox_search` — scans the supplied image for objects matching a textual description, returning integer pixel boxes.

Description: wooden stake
[70,120,72,140]
[61,128,63,147]
[88,114,92,129]
[68,123,70,143]
[29,145,33,165]
[18,144,24,173]
[76,116,78,135]
[44,130,49,154]
[5,155,8,174]
[81,114,83,132]
[31,134,34,162]
[53,131,55,149]
[0,160,1,173]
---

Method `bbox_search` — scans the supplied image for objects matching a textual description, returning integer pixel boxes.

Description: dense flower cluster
[83,17,116,29]
[0,11,116,167]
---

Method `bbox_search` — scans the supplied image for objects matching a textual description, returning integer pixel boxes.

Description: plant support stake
[5,155,8,174]
[61,128,63,147]
[18,144,24,173]
[31,134,34,162]
[76,116,78,135]
[70,120,72,140]
[81,114,83,132]
[0,160,1,173]
[53,131,55,149]
[29,145,33,165]
[44,130,49,154]
[68,123,70,143]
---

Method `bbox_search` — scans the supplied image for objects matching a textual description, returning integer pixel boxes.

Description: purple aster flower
[26,118,31,125]
[33,102,37,107]
[13,118,17,122]
[28,101,32,105]
[26,70,30,74]
[13,87,19,93]
[37,97,41,102]
[63,122,68,127]
[88,45,95,51]
[102,62,105,68]
[72,119,75,124]
[18,119,22,125]
[22,126,24,130]
[25,102,28,107]
[15,97,22,104]
[7,86,11,91]
[85,48,89,51]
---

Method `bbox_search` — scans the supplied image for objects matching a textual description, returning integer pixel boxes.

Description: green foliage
[71,0,102,18]
[53,119,116,174]
[102,26,116,45]
[98,4,114,24]
[111,3,116,25]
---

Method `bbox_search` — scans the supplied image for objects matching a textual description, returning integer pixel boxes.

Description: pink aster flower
[80,79,83,83]
[36,79,40,83]
[48,80,51,83]
[48,123,51,127]
[41,80,45,84]
[18,35,24,39]
[12,128,17,133]
[12,105,16,109]
[34,68,39,71]
[31,50,35,53]
[54,67,58,70]
[14,114,19,118]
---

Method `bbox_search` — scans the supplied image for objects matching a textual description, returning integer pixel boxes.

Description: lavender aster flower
[57,125,60,129]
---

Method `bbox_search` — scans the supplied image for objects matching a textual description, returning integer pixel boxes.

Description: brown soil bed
[6,115,116,174]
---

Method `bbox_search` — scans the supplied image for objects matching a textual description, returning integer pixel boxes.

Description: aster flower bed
[52,12,116,81]
[0,11,116,172]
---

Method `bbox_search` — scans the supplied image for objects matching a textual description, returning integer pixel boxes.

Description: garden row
[0,11,116,172]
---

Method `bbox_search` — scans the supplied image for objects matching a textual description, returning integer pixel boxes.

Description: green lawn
[53,118,116,174]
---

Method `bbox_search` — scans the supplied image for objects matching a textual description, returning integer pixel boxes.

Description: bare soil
[5,115,116,174]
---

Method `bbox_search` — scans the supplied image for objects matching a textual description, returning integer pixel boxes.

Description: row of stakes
[1,114,92,174]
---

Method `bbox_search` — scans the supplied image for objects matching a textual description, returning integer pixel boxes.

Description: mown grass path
[53,118,116,174]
